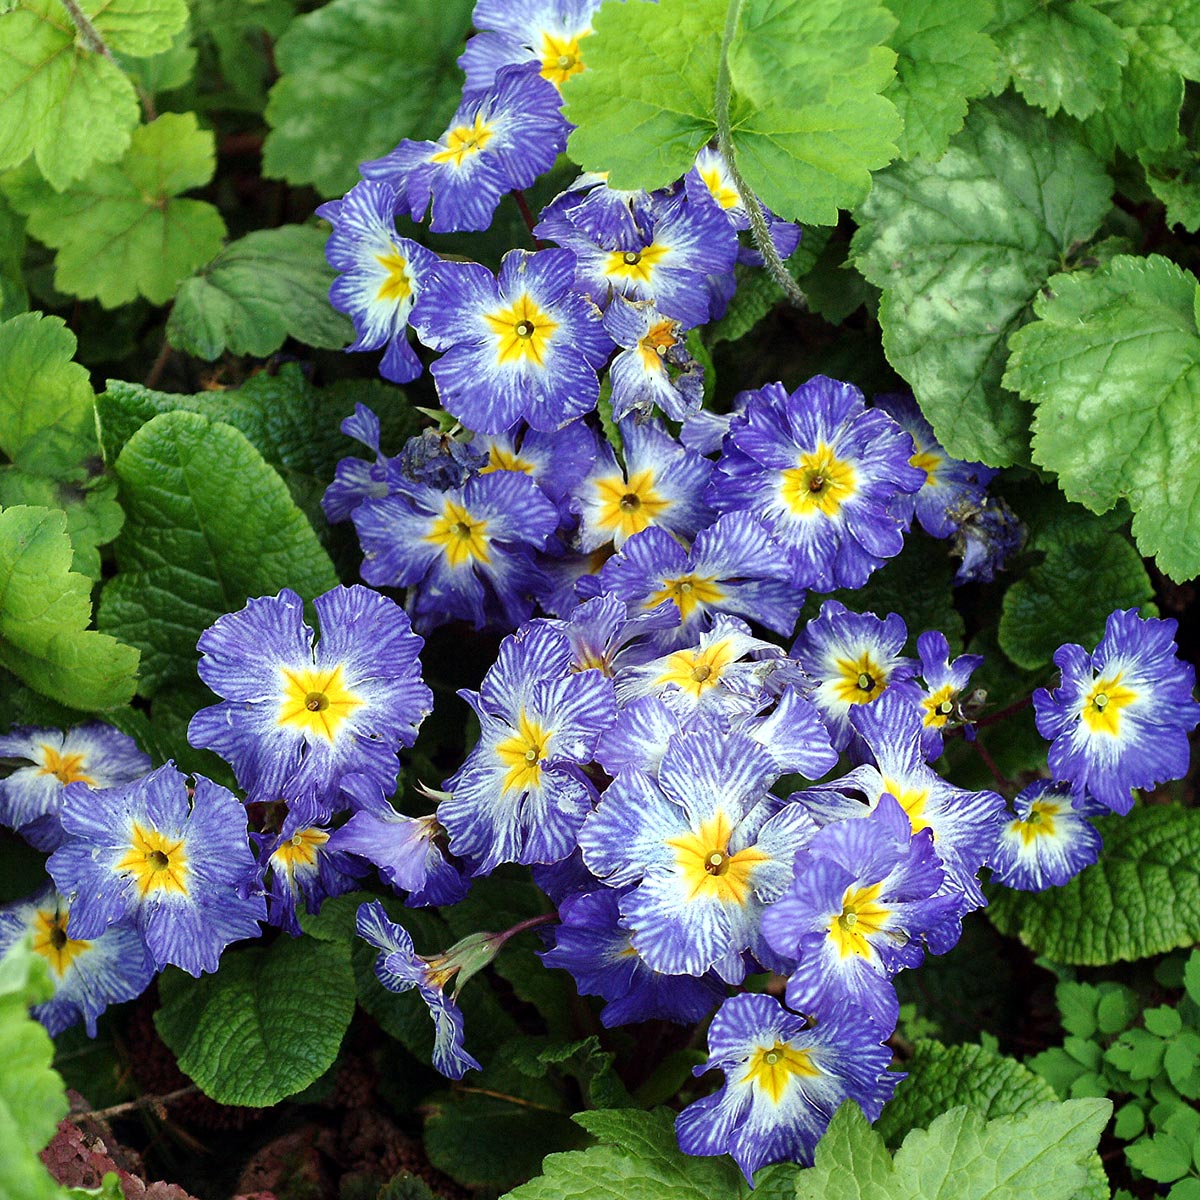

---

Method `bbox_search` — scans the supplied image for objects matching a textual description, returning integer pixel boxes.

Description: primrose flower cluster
[2,0,1199,1187]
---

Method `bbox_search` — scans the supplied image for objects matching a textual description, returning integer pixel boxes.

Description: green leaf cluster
[1029,952,1200,1197]
[563,0,902,225]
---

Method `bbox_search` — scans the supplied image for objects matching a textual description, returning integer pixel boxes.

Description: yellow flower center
[655,637,739,699]
[271,827,330,879]
[36,745,96,787]
[603,241,670,286]
[666,811,770,905]
[831,652,888,705]
[1081,673,1138,735]
[637,319,680,372]
[779,444,858,517]
[921,684,957,728]
[698,163,740,210]
[429,113,494,167]
[482,444,536,475]
[1013,798,1060,846]
[591,468,669,541]
[494,710,553,794]
[424,498,491,568]
[645,574,725,621]
[910,446,942,486]
[483,292,559,367]
[539,29,590,85]
[882,778,931,835]
[828,882,890,958]
[115,823,191,898]
[374,243,413,305]
[745,1041,819,1103]
[277,663,364,741]
[31,907,90,977]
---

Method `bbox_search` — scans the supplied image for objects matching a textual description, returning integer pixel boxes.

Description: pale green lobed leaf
[1005,254,1200,581]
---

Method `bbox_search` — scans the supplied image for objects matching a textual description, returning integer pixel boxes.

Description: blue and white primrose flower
[188,585,432,815]
[578,727,817,981]
[47,763,265,976]
[990,780,1105,892]
[356,900,482,1080]
[676,992,900,1181]
[316,179,440,383]
[762,793,959,1030]
[0,721,151,851]
[438,619,617,873]
[0,887,155,1036]
[1034,608,1200,814]
[412,246,612,434]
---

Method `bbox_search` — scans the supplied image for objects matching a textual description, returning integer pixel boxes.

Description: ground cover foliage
[1,1,1200,1198]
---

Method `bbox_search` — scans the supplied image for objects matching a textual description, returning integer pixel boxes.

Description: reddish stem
[974,693,1035,729]
[511,190,546,250]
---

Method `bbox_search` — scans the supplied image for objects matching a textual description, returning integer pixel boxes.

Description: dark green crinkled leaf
[167,225,353,360]
[97,410,338,696]
[988,806,1200,964]
[1080,46,1182,158]
[0,197,26,321]
[2,113,226,308]
[852,96,1112,467]
[876,1039,1061,1145]
[989,0,1126,119]
[1005,254,1200,582]
[883,0,1000,160]
[263,0,474,197]
[153,936,355,1107]
[1142,133,1200,233]
[0,506,139,711]
[998,510,1155,670]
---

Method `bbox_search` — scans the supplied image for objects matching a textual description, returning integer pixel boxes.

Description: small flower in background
[709,376,925,591]
[914,630,985,758]
[321,404,396,525]
[352,469,558,631]
[256,809,368,937]
[328,774,468,907]
[990,780,1105,892]
[595,512,800,649]
[1034,608,1200,814]
[603,297,704,423]
[0,722,151,851]
[536,186,738,328]
[573,418,714,553]
[46,764,265,977]
[458,0,604,92]
[873,392,996,540]
[356,899,484,1080]
[578,728,815,981]
[439,620,616,872]
[675,992,900,1180]
[539,886,726,1027]
[362,63,568,233]
[411,247,612,434]
[949,494,1025,584]
[316,180,441,384]
[762,793,959,1030]
[790,600,921,753]
[188,586,432,811]
[0,887,155,1036]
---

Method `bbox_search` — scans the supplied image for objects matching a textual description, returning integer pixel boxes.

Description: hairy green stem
[714,0,806,308]
[59,0,158,121]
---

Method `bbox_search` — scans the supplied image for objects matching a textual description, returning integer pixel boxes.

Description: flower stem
[59,0,158,121]
[714,0,805,307]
